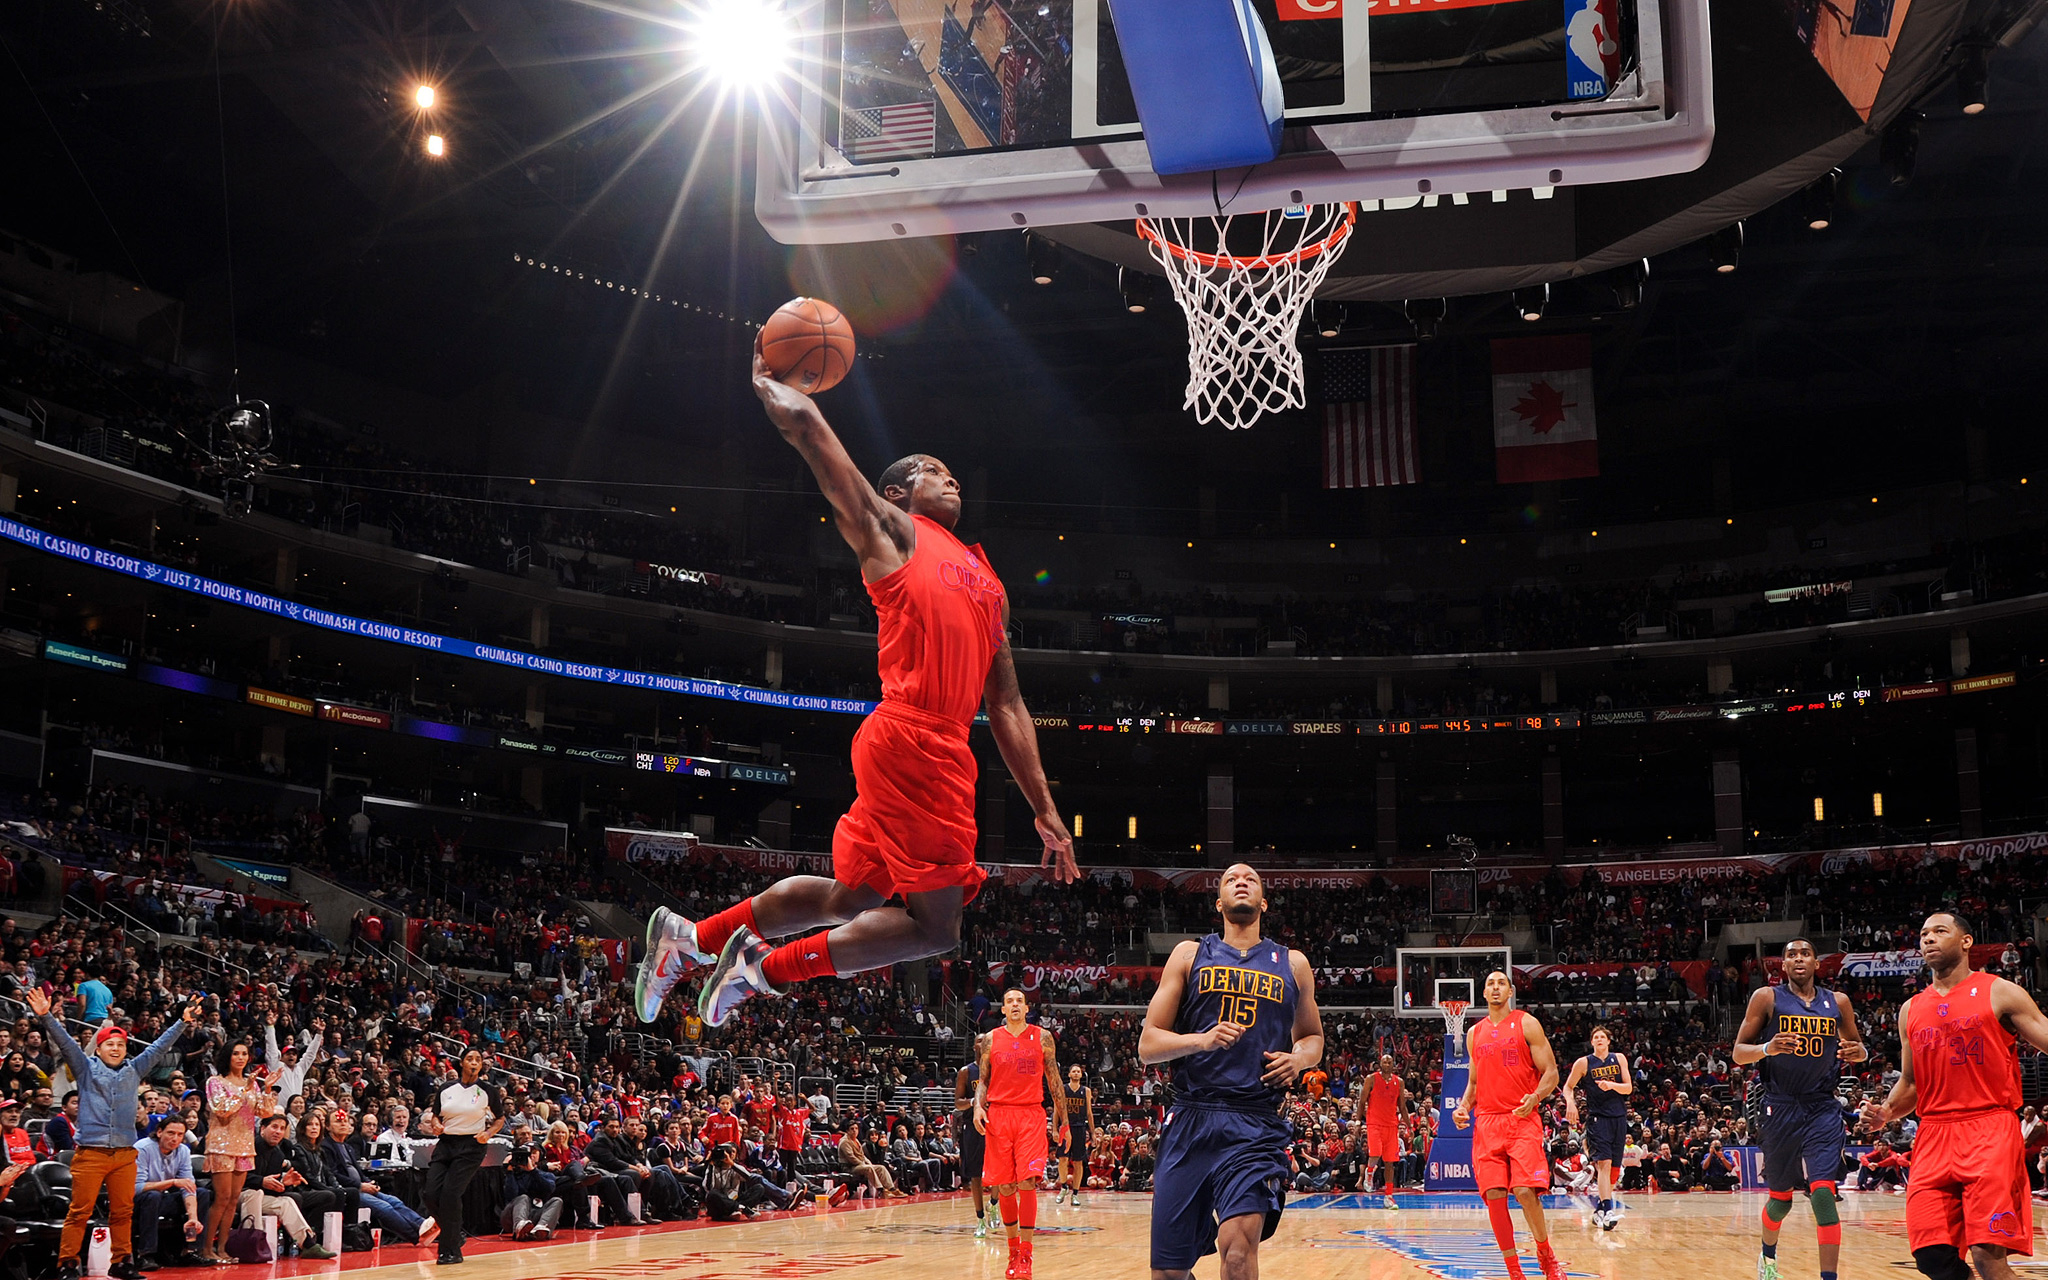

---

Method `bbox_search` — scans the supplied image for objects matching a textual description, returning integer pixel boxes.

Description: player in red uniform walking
[1453,970,1566,1280]
[1353,1053,1410,1207]
[975,989,1066,1280]
[634,347,1077,1028]
[1861,912,2048,1280]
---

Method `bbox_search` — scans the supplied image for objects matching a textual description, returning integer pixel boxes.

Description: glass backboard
[1395,946,1513,1018]
[758,0,1712,244]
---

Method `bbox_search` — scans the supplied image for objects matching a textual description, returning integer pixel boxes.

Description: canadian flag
[1492,334,1599,483]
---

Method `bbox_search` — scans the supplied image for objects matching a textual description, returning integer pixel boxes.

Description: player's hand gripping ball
[759,297,856,394]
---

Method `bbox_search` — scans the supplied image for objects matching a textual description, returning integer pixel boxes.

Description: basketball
[759,297,856,395]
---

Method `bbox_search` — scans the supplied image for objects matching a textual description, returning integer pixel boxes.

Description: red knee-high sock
[761,934,838,987]
[998,1192,1019,1227]
[695,899,758,954]
[1487,1197,1518,1254]
[1018,1190,1037,1230]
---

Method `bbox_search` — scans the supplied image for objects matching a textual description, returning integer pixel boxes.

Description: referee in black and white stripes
[422,1048,506,1265]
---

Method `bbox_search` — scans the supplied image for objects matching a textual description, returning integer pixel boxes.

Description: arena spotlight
[1311,300,1345,338]
[414,84,437,109]
[425,133,446,157]
[1707,221,1743,274]
[1881,110,1922,185]
[1956,43,1990,115]
[1403,297,1446,341]
[1025,233,1060,285]
[1610,259,1648,309]
[1801,169,1839,231]
[1513,283,1548,323]
[687,0,794,89]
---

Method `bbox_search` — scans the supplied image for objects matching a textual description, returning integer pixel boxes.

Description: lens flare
[686,0,793,89]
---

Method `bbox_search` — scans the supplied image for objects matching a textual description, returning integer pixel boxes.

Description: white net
[1137,202,1357,431]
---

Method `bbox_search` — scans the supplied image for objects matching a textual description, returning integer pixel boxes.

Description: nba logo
[1565,0,1621,100]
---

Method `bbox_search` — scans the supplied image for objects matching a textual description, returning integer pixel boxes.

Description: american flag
[841,101,938,163]
[1321,345,1419,489]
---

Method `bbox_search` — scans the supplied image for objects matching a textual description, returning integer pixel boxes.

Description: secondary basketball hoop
[1135,201,1357,430]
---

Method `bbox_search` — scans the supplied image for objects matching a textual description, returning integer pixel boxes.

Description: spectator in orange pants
[27,987,201,1280]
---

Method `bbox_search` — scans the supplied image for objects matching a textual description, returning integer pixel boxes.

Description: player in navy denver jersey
[1562,1024,1633,1230]
[1734,938,1867,1280]
[1140,864,1324,1280]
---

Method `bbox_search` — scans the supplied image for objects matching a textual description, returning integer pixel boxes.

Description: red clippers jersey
[869,514,1006,726]
[986,1024,1047,1107]
[745,1094,776,1132]
[701,1112,742,1147]
[775,1105,809,1150]
[1367,1074,1400,1126]
[1904,976,2021,1117]
[1471,1010,1539,1115]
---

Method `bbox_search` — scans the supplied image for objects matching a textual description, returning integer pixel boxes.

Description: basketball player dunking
[975,990,1066,1280]
[1453,971,1566,1280]
[634,350,1077,1027]
[1562,1025,1634,1231]
[1352,1053,1410,1208]
[1056,1064,1094,1207]
[1733,938,1866,1280]
[1861,912,2048,1280]
[1141,865,1324,1280]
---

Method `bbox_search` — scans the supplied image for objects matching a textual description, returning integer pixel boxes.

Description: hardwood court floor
[225,1187,2035,1280]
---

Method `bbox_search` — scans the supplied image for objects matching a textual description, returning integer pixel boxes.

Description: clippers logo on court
[1339,1228,1598,1279]
[1565,0,1621,99]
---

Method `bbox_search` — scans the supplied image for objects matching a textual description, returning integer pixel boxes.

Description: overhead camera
[179,398,285,519]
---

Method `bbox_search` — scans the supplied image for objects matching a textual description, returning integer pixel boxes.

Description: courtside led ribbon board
[0,515,879,718]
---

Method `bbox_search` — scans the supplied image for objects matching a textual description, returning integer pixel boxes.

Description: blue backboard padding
[1105,0,1283,175]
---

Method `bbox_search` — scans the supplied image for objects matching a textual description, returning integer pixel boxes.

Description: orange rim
[1134,202,1358,271]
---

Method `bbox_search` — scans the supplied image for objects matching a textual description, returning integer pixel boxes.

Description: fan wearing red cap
[25,985,202,1280]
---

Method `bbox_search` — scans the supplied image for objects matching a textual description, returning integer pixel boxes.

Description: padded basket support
[1104,0,1283,175]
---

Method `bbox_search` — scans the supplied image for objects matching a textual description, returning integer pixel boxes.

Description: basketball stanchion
[1135,202,1357,430]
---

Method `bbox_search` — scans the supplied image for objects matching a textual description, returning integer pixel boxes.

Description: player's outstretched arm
[1731,986,1792,1065]
[1260,951,1325,1087]
[983,597,1075,883]
[1139,941,1240,1066]
[750,347,912,579]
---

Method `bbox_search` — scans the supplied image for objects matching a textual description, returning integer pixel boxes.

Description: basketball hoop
[1437,999,1471,1059]
[1135,202,1357,431]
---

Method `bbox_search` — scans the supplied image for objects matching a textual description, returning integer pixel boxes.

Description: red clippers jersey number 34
[1905,980,2021,1116]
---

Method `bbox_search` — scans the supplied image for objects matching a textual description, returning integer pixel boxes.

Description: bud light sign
[1566,0,1621,100]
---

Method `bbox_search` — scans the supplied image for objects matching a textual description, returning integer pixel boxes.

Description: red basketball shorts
[1473,1112,1549,1193]
[1367,1123,1401,1163]
[1906,1109,2034,1256]
[982,1104,1049,1187]
[833,702,987,903]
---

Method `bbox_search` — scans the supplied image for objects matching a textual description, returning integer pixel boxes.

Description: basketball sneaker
[1004,1238,1022,1280]
[1536,1246,1566,1280]
[635,906,715,1023]
[699,925,779,1027]
[1756,1256,1781,1280]
[973,1216,987,1238]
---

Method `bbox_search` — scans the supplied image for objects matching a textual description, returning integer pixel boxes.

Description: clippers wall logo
[1340,1228,1598,1278]
[1565,0,1621,99]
